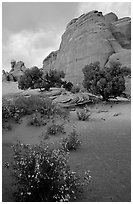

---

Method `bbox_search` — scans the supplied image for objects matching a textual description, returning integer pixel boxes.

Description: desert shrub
[61,129,81,151]
[45,69,65,88]
[82,61,126,100]
[18,67,66,91]
[63,81,73,91]
[76,108,91,121]
[28,112,47,126]
[7,142,83,202]
[47,122,65,135]
[2,100,21,124]
[14,95,53,116]
[18,67,43,90]
[52,105,70,120]
[121,66,131,76]
[2,96,69,127]
[2,123,12,130]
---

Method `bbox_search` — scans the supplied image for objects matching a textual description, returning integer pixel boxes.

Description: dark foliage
[18,67,43,90]
[45,69,65,88]
[82,61,125,100]
[18,67,65,91]
[63,81,73,91]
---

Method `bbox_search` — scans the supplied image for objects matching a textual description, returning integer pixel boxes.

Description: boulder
[106,49,131,69]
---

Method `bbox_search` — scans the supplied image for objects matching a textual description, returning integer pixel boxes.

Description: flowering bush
[61,129,81,151]
[76,108,91,121]
[47,122,65,135]
[2,101,20,125]
[2,96,69,128]
[28,112,47,126]
[6,142,84,202]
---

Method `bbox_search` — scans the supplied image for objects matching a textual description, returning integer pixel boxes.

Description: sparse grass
[76,108,91,121]
[61,129,81,151]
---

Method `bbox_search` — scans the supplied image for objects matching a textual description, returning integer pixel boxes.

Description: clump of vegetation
[2,95,69,128]
[28,112,47,126]
[63,81,73,91]
[121,66,131,76]
[82,61,126,100]
[5,142,91,202]
[61,129,81,151]
[18,66,65,91]
[76,108,91,121]
[45,69,65,88]
[46,122,65,135]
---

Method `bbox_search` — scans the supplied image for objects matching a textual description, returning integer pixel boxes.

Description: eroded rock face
[110,17,131,49]
[43,10,131,84]
[43,51,58,73]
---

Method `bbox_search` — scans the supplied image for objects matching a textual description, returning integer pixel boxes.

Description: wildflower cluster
[62,129,81,151]
[28,112,47,126]
[2,101,20,125]
[7,142,82,202]
[47,122,65,135]
[2,95,69,128]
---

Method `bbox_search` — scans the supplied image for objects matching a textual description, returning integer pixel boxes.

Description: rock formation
[43,10,131,85]
[43,51,58,73]
[9,60,27,81]
[2,60,27,82]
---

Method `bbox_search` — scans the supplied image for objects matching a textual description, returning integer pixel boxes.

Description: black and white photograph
[2,1,131,202]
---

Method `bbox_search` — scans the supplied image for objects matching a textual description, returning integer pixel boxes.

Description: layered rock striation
[43,10,131,84]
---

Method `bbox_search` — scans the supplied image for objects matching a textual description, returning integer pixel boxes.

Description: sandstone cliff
[43,10,131,84]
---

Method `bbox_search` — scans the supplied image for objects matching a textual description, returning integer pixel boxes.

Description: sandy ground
[2,100,131,201]
[2,81,131,201]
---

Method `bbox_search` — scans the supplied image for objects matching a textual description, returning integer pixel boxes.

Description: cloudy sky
[2,2,131,71]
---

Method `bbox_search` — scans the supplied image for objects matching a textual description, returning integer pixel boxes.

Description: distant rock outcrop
[9,60,27,81]
[42,10,131,85]
[3,60,27,82]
